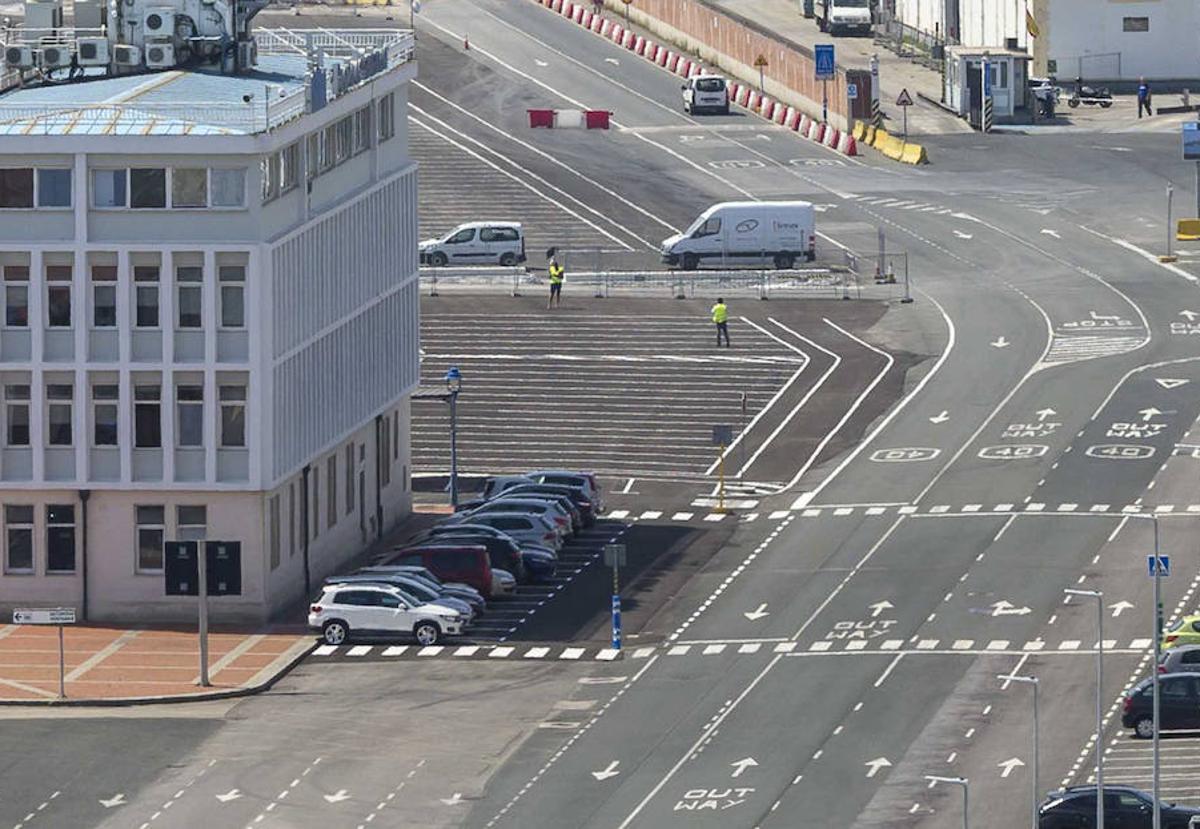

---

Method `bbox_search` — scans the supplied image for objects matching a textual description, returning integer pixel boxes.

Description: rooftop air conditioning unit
[76,37,109,66]
[145,42,175,68]
[40,45,70,68]
[143,8,175,37]
[112,44,141,67]
[4,46,37,69]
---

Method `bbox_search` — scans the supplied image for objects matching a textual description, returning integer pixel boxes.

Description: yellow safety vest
[712,303,728,324]
[549,263,564,284]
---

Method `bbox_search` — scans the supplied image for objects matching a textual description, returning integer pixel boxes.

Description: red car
[387,545,497,598]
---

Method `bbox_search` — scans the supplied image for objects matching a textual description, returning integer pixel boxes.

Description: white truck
[660,201,816,270]
[814,0,873,36]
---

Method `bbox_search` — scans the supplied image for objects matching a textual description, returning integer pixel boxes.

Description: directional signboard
[712,424,734,445]
[1184,122,1200,160]
[814,44,835,80]
[165,541,243,596]
[13,607,75,625]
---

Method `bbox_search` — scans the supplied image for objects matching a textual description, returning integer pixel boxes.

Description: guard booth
[944,46,1031,127]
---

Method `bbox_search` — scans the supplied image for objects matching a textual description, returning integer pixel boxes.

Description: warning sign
[754,53,769,68]
[895,88,914,107]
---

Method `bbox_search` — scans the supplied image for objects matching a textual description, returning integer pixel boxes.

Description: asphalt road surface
[12,1,1200,828]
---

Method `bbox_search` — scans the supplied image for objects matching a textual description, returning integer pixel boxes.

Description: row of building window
[0,167,248,210]
[2,381,245,449]
[2,503,207,575]
[261,93,396,204]
[1,263,245,330]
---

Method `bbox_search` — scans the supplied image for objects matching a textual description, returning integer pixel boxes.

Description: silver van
[420,221,526,267]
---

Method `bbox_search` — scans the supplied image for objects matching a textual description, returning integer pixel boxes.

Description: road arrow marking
[991,336,1010,348]
[535,59,549,67]
[1040,229,1061,239]
[1156,378,1189,389]
[730,757,759,778]
[1138,407,1163,422]
[441,793,465,806]
[99,794,127,808]
[604,57,619,65]
[215,789,242,803]
[952,230,973,240]
[991,600,1032,617]
[998,757,1025,778]
[592,761,621,781]
[324,790,351,804]
[1110,600,1135,618]
[865,757,892,778]
[743,603,770,621]
[1035,408,1057,422]
[1181,310,1199,322]
[868,600,894,618]
[929,411,950,424]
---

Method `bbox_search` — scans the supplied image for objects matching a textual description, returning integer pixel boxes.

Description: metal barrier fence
[842,250,912,302]
[875,11,953,69]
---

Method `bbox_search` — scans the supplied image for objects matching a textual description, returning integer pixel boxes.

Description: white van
[682,74,730,115]
[814,0,872,36]
[660,201,816,270]
[420,221,526,267]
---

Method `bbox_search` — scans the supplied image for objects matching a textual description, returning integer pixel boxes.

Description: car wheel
[1067,97,1080,108]
[499,252,517,267]
[322,619,349,646]
[774,253,795,270]
[414,621,441,646]
[430,251,448,267]
[681,253,700,270]
[1133,715,1155,739]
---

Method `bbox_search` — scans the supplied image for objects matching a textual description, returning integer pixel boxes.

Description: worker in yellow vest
[547,255,565,309]
[711,297,730,347]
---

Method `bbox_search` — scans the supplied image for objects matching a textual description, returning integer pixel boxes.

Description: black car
[1039,785,1200,828]
[1123,673,1200,738]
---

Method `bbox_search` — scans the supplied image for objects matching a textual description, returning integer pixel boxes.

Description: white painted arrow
[1040,229,1061,239]
[991,600,1032,617]
[1181,310,1200,322]
[215,789,242,803]
[864,757,892,778]
[441,793,465,807]
[991,336,1010,348]
[868,600,894,618]
[998,757,1025,778]
[743,603,770,621]
[1138,407,1163,422]
[1035,408,1057,422]
[730,757,759,778]
[324,790,351,804]
[604,57,619,65]
[535,59,549,67]
[1110,600,1135,618]
[592,761,620,781]
[929,411,950,424]
[953,230,973,240]
[1156,378,1190,389]
[99,794,127,808]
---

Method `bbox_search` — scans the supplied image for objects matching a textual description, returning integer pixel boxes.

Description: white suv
[309,583,464,646]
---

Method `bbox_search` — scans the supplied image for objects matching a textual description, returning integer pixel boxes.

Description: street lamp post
[1065,587,1104,829]
[998,673,1039,829]
[925,776,969,829]
[444,366,462,509]
[1150,515,1163,829]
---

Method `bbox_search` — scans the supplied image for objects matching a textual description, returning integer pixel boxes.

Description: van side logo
[735,219,759,233]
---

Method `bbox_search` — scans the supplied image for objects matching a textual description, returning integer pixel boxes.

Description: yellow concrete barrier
[1178,218,1200,241]
[880,135,904,161]
[900,142,928,165]
[852,121,866,142]
[864,125,876,145]
[870,128,889,148]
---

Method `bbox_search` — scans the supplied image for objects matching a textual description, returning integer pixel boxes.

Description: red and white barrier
[690,63,704,76]
[573,6,586,23]
[640,39,654,58]
[591,14,604,32]
[678,58,693,76]
[773,104,788,125]
[600,18,613,36]
[551,0,562,11]
[632,35,644,53]
[666,52,679,72]
[760,98,775,120]
[784,107,800,129]
[656,46,669,66]
[610,23,623,42]
[823,126,839,148]
[562,1,574,18]
[621,30,635,48]
[736,86,750,107]
[747,90,761,111]
[529,109,613,129]
[580,9,591,26]
[837,132,857,156]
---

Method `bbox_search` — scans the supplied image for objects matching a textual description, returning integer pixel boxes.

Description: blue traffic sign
[847,82,858,100]
[983,61,992,97]
[1184,122,1200,160]
[611,594,622,649]
[1148,555,1171,577]
[815,44,835,80]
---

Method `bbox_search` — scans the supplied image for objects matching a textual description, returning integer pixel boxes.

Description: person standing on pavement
[1138,77,1153,118]
[711,297,730,347]
[547,251,565,310]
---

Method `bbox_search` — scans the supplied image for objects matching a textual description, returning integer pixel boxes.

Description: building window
[91,265,117,328]
[219,385,246,447]
[280,143,300,195]
[46,383,73,446]
[135,505,165,572]
[219,265,245,329]
[134,384,161,448]
[46,265,72,328]
[130,168,167,208]
[310,466,320,540]
[5,384,29,446]
[176,266,202,329]
[92,169,127,208]
[260,154,280,203]
[354,106,372,154]
[134,266,160,328]
[380,420,391,487]
[335,116,353,163]
[326,454,337,529]
[288,482,297,557]
[0,168,34,208]
[393,410,400,460]
[345,443,355,516]
[4,265,28,327]
[45,504,75,573]
[305,133,319,182]
[176,505,206,541]
[176,385,203,447]
[1123,16,1149,31]
[378,92,395,143]
[4,504,33,573]
[92,383,118,446]
[211,169,247,208]
[172,168,207,208]
[321,124,336,171]
[37,169,71,208]
[269,495,281,570]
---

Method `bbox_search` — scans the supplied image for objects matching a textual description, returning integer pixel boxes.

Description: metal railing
[875,10,953,68]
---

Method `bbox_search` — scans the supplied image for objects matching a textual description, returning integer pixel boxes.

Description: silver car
[1159,644,1200,673]
[449,513,563,552]
[457,498,573,539]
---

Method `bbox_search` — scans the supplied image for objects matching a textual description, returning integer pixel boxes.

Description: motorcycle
[1067,78,1113,108]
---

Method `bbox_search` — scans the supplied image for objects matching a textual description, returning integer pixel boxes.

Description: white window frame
[3,504,34,574]
[175,266,203,330]
[2,265,29,330]
[45,383,73,447]
[4,383,30,447]
[92,167,249,211]
[219,384,246,448]
[218,265,246,330]
[91,383,118,447]
[175,384,204,448]
[134,504,166,574]
[0,167,72,210]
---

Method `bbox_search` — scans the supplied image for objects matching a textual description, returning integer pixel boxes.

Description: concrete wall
[1044,0,1199,81]
[953,0,1034,50]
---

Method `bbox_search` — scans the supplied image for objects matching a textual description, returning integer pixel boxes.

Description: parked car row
[308,470,604,647]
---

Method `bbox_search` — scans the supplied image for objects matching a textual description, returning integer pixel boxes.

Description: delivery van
[682,74,730,115]
[660,201,816,270]
[419,221,526,267]
[814,0,872,36]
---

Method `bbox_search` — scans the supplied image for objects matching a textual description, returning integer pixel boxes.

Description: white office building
[0,18,420,622]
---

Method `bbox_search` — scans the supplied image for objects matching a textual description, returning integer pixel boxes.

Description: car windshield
[837,0,869,6]
[1169,618,1186,632]
[695,78,725,92]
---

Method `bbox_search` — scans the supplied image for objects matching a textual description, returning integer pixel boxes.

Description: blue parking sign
[815,44,835,80]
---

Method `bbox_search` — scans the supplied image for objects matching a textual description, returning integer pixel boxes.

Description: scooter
[1067,78,1113,108]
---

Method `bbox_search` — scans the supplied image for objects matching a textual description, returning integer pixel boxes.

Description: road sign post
[1149,547,1169,829]
[712,425,733,513]
[895,88,913,142]
[603,544,626,651]
[1182,123,1200,217]
[13,607,76,698]
[815,44,835,124]
[165,541,242,687]
[754,53,768,93]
